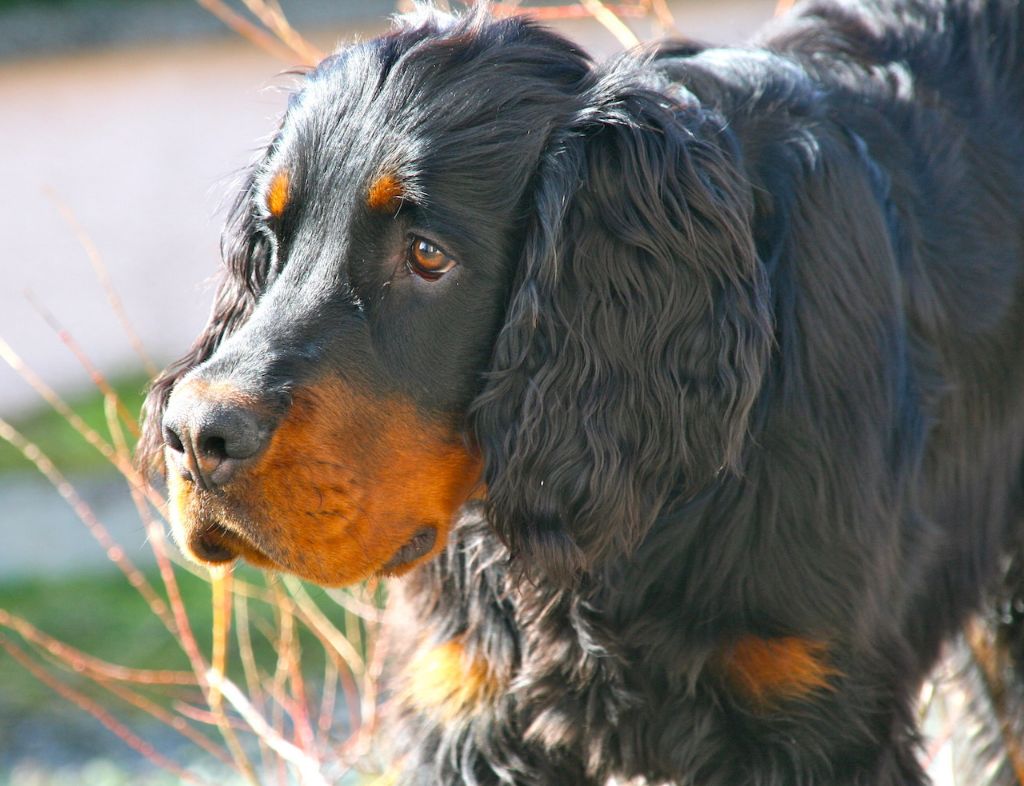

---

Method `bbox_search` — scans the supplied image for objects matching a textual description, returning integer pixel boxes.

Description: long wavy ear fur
[136,178,273,476]
[472,70,773,584]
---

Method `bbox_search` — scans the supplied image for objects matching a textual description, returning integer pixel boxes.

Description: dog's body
[144,1,1024,783]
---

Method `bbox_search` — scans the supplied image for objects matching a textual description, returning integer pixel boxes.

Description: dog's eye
[407,237,456,281]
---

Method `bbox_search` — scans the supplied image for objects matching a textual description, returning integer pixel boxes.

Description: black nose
[162,380,272,488]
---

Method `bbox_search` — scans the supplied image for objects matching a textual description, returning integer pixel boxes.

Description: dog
[140,1,1024,783]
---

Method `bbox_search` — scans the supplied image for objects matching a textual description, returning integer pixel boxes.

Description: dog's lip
[187,521,275,569]
[379,526,437,575]
[190,525,237,564]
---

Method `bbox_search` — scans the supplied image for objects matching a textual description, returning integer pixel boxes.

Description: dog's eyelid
[408,231,452,256]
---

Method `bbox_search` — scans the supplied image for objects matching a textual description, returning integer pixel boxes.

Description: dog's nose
[162,380,271,488]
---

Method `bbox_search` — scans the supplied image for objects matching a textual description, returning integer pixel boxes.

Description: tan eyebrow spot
[367,173,404,211]
[267,169,291,218]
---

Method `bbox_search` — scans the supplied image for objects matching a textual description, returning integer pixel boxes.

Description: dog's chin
[175,511,442,585]
[181,520,278,572]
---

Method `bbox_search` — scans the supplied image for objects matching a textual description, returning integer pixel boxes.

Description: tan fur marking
[718,635,838,707]
[267,169,290,218]
[167,472,191,535]
[403,640,498,720]
[168,379,482,586]
[367,173,404,211]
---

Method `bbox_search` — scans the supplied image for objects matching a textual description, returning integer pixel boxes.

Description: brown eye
[407,237,456,281]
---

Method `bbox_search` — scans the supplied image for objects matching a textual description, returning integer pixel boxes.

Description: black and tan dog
[141,1,1024,782]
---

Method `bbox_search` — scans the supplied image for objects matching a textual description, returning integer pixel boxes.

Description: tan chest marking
[717,635,838,707]
[402,639,499,720]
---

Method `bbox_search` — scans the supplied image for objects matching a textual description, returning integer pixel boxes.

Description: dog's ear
[472,76,773,583]
[136,177,274,476]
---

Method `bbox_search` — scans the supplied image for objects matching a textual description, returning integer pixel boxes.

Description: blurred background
[0,2,967,785]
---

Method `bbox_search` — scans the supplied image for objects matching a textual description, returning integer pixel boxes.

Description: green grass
[0,565,352,713]
[0,568,212,714]
[0,370,151,476]
[0,566,375,782]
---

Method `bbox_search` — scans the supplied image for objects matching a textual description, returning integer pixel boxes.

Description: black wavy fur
[140,0,1024,783]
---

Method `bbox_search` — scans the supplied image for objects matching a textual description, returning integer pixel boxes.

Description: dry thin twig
[644,0,678,33]
[194,0,322,65]
[240,0,324,65]
[492,0,676,35]
[208,669,332,786]
[0,417,175,628]
[43,189,158,377]
[0,609,192,686]
[579,0,642,47]
[150,521,262,786]
[25,290,141,435]
[102,682,234,765]
[0,634,214,786]
[205,567,262,786]
[285,577,366,678]
[0,337,164,510]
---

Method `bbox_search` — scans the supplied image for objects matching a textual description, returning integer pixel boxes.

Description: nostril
[200,434,229,461]
[200,409,265,462]
[163,425,185,454]
[162,380,274,488]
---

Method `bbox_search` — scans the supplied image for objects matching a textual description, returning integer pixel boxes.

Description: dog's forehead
[253,53,461,225]
[259,26,580,214]
[274,64,411,184]
[247,17,600,288]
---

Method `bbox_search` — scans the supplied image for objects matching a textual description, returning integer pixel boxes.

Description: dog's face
[141,12,772,587]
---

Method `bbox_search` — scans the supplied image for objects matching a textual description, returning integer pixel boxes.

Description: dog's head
[139,10,771,587]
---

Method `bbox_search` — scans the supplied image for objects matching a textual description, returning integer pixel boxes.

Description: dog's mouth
[191,526,236,563]
[379,526,437,576]
[185,517,439,579]
[162,381,481,586]
[186,521,276,570]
